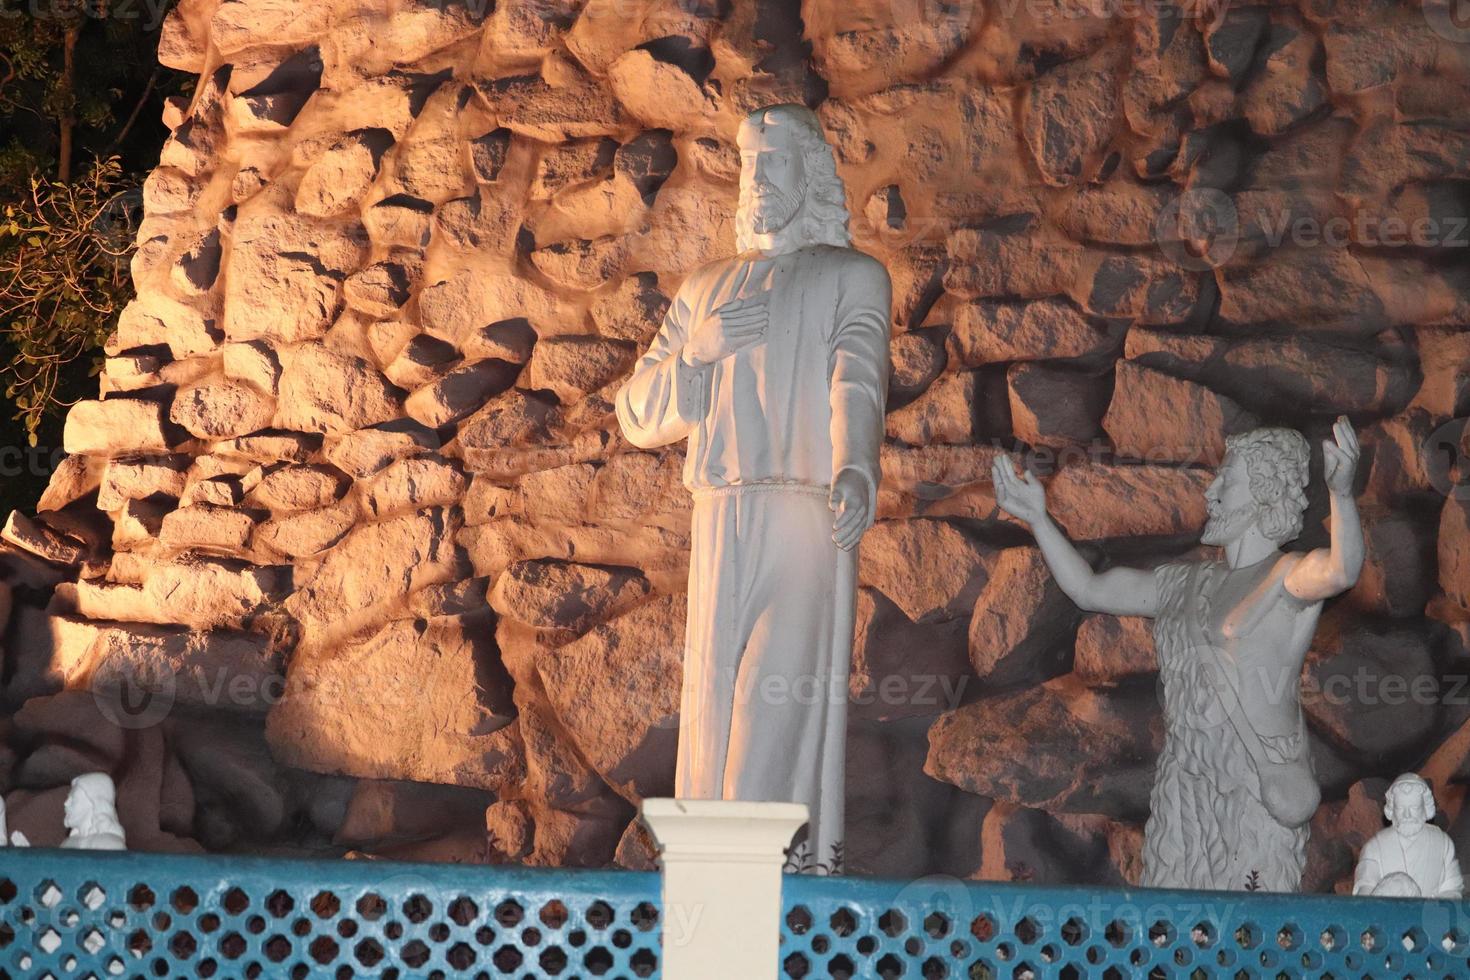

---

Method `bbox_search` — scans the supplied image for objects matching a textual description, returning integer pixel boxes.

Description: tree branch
[57,23,81,182]
[100,65,160,159]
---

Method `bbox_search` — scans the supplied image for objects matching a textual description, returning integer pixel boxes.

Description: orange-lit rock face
[4,0,1469,886]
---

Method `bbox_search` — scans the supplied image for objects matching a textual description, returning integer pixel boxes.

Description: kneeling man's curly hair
[1225,427,1310,545]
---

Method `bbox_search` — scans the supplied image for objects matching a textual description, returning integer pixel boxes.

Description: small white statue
[1353,773,1463,899]
[0,796,29,847]
[59,772,127,851]
[616,103,891,874]
[995,419,1364,892]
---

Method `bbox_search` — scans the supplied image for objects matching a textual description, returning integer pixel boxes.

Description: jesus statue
[616,104,890,874]
[993,420,1363,891]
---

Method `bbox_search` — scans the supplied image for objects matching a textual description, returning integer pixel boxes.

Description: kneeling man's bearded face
[1202,451,1257,546]
[1200,428,1311,548]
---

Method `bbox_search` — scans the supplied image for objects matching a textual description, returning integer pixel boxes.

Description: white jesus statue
[616,104,891,874]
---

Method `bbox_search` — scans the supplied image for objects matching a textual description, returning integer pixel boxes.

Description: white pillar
[640,798,809,980]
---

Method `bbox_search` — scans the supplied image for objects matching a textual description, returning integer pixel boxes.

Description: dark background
[0,2,187,515]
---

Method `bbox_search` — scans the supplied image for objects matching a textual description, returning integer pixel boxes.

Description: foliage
[1,4,177,182]
[0,4,183,465]
[0,156,138,444]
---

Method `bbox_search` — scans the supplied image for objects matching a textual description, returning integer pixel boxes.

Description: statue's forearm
[1030,514,1100,605]
[1028,511,1160,616]
[1327,491,1365,588]
[1285,491,1364,600]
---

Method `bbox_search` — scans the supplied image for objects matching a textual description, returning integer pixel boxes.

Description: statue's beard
[747,183,803,235]
[1200,500,1258,546]
[1395,816,1426,838]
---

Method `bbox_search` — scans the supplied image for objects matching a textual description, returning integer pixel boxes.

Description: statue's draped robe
[616,244,890,873]
[1143,560,1312,891]
[1354,826,1464,898]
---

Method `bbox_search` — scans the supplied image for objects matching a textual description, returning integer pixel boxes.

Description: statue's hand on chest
[682,292,772,368]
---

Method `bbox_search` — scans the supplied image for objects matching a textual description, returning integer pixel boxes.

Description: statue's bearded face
[63,789,81,831]
[738,119,807,236]
[1201,452,1259,546]
[1390,791,1428,837]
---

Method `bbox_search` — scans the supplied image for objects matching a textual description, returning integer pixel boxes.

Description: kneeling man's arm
[992,456,1160,617]
[1287,416,1364,601]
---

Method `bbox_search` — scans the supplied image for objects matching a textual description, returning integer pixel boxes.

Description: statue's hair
[735,104,851,253]
[1225,427,1310,545]
[1385,772,1436,823]
[69,772,126,839]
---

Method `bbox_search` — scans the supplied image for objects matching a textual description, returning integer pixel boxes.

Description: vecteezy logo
[1425,0,1470,43]
[1155,187,1239,272]
[91,659,176,730]
[1425,418,1470,500]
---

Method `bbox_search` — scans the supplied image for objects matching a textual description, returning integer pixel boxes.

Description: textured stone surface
[171,383,276,439]
[927,677,1161,820]
[950,299,1118,366]
[0,0,1461,881]
[968,547,1080,689]
[276,343,403,435]
[490,559,651,640]
[1104,359,1259,465]
[1073,614,1157,684]
[63,400,171,456]
[284,509,462,636]
[886,371,978,446]
[1046,464,1212,539]
[268,615,518,790]
[1007,363,1109,449]
[859,519,988,623]
[536,594,683,802]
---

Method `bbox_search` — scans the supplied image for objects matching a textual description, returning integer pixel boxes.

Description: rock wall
[2,0,1469,888]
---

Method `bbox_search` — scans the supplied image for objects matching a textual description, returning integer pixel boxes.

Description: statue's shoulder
[1364,827,1394,848]
[1155,557,1202,583]
[808,244,889,279]
[682,254,744,285]
[1422,824,1454,847]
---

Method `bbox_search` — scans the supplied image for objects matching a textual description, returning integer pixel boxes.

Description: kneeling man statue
[617,104,890,874]
[994,420,1363,892]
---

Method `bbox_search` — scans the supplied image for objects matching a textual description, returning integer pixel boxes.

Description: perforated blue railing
[780,874,1470,978]
[6,846,1470,979]
[0,847,661,979]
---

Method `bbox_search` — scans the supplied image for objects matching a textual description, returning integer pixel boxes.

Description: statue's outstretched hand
[829,468,872,551]
[1322,414,1359,497]
[681,294,769,367]
[991,455,1047,526]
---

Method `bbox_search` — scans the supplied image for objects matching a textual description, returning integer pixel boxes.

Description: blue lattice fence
[0,848,661,979]
[7,846,1470,979]
[781,874,1470,979]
